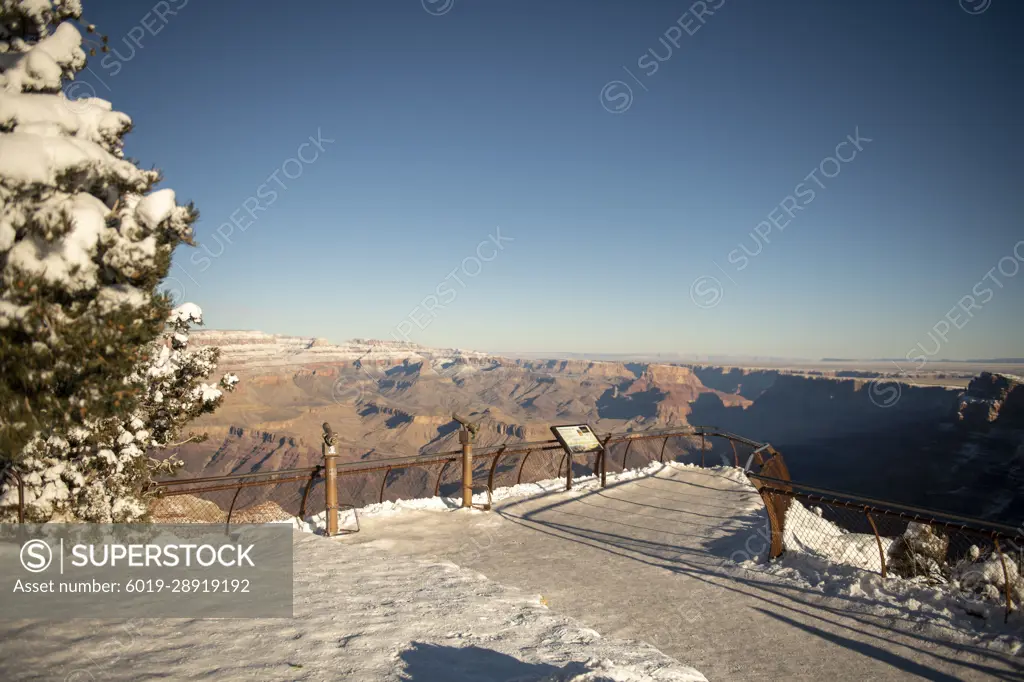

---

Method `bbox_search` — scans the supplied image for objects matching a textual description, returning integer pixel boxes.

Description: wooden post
[460,428,473,508]
[759,489,786,559]
[323,422,338,536]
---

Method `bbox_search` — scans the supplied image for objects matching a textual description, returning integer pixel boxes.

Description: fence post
[601,435,612,488]
[460,428,473,508]
[299,465,322,521]
[435,459,453,497]
[487,446,506,494]
[380,467,392,504]
[322,423,338,537]
[994,536,1014,623]
[759,488,786,559]
[565,448,574,491]
[517,449,533,485]
[864,509,887,577]
[225,487,242,534]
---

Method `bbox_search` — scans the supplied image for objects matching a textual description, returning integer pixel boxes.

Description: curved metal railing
[150,425,764,498]
[146,426,783,529]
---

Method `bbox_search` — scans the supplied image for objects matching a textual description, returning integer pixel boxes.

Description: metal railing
[146,426,759,530]
[8,423,1022,619]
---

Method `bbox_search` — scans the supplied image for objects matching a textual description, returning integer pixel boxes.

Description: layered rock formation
[161,331,1024,523]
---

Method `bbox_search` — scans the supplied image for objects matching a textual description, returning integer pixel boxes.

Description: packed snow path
[0,531,706,681]
[347,466,1024,681]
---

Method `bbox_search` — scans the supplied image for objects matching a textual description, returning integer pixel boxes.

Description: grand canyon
[163,330,1024,523]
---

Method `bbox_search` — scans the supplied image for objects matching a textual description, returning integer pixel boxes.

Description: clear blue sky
[78,0,1023,360]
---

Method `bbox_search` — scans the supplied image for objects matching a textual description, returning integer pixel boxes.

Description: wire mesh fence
[149,469,320,525]
[751,477,1024,618]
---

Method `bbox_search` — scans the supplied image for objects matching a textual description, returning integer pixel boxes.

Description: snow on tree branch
[0,0,198,459]
[0,1,227,522]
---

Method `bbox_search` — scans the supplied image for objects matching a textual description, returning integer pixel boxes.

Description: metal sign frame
[550,424,602,455]
[550,424,604,491]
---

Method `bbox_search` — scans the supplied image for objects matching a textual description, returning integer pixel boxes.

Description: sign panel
[551,424,602,454]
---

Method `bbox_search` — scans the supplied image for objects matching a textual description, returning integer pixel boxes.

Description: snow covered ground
[337,463,1024,680]
[0,529,707,681]
[295,461,1024,656]
[740,497,1024,648]
[5,462,1024,680]
[301,460,1024,647]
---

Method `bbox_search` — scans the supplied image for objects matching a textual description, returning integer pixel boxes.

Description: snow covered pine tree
[0,1,235,521]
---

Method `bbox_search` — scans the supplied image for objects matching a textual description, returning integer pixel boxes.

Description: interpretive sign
[550,424,602,455]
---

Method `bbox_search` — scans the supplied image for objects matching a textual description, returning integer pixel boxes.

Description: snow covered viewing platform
[329,463,1024,681]
[7,429,1024,680]
[4,463,1024,679]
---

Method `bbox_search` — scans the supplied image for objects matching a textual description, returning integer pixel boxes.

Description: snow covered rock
[953,546,1024,607]
[888,522,950,581]
[954,372,1024,430]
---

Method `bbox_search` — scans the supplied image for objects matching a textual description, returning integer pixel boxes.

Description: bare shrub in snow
[888,522,950,582]
[0,0,197,457]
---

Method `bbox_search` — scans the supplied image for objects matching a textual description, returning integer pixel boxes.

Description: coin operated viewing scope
[322,422,338,536]
[452,413,479,444]
[452,413,480,508]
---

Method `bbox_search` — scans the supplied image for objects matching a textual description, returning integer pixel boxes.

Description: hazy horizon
[194,327,1024,366]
